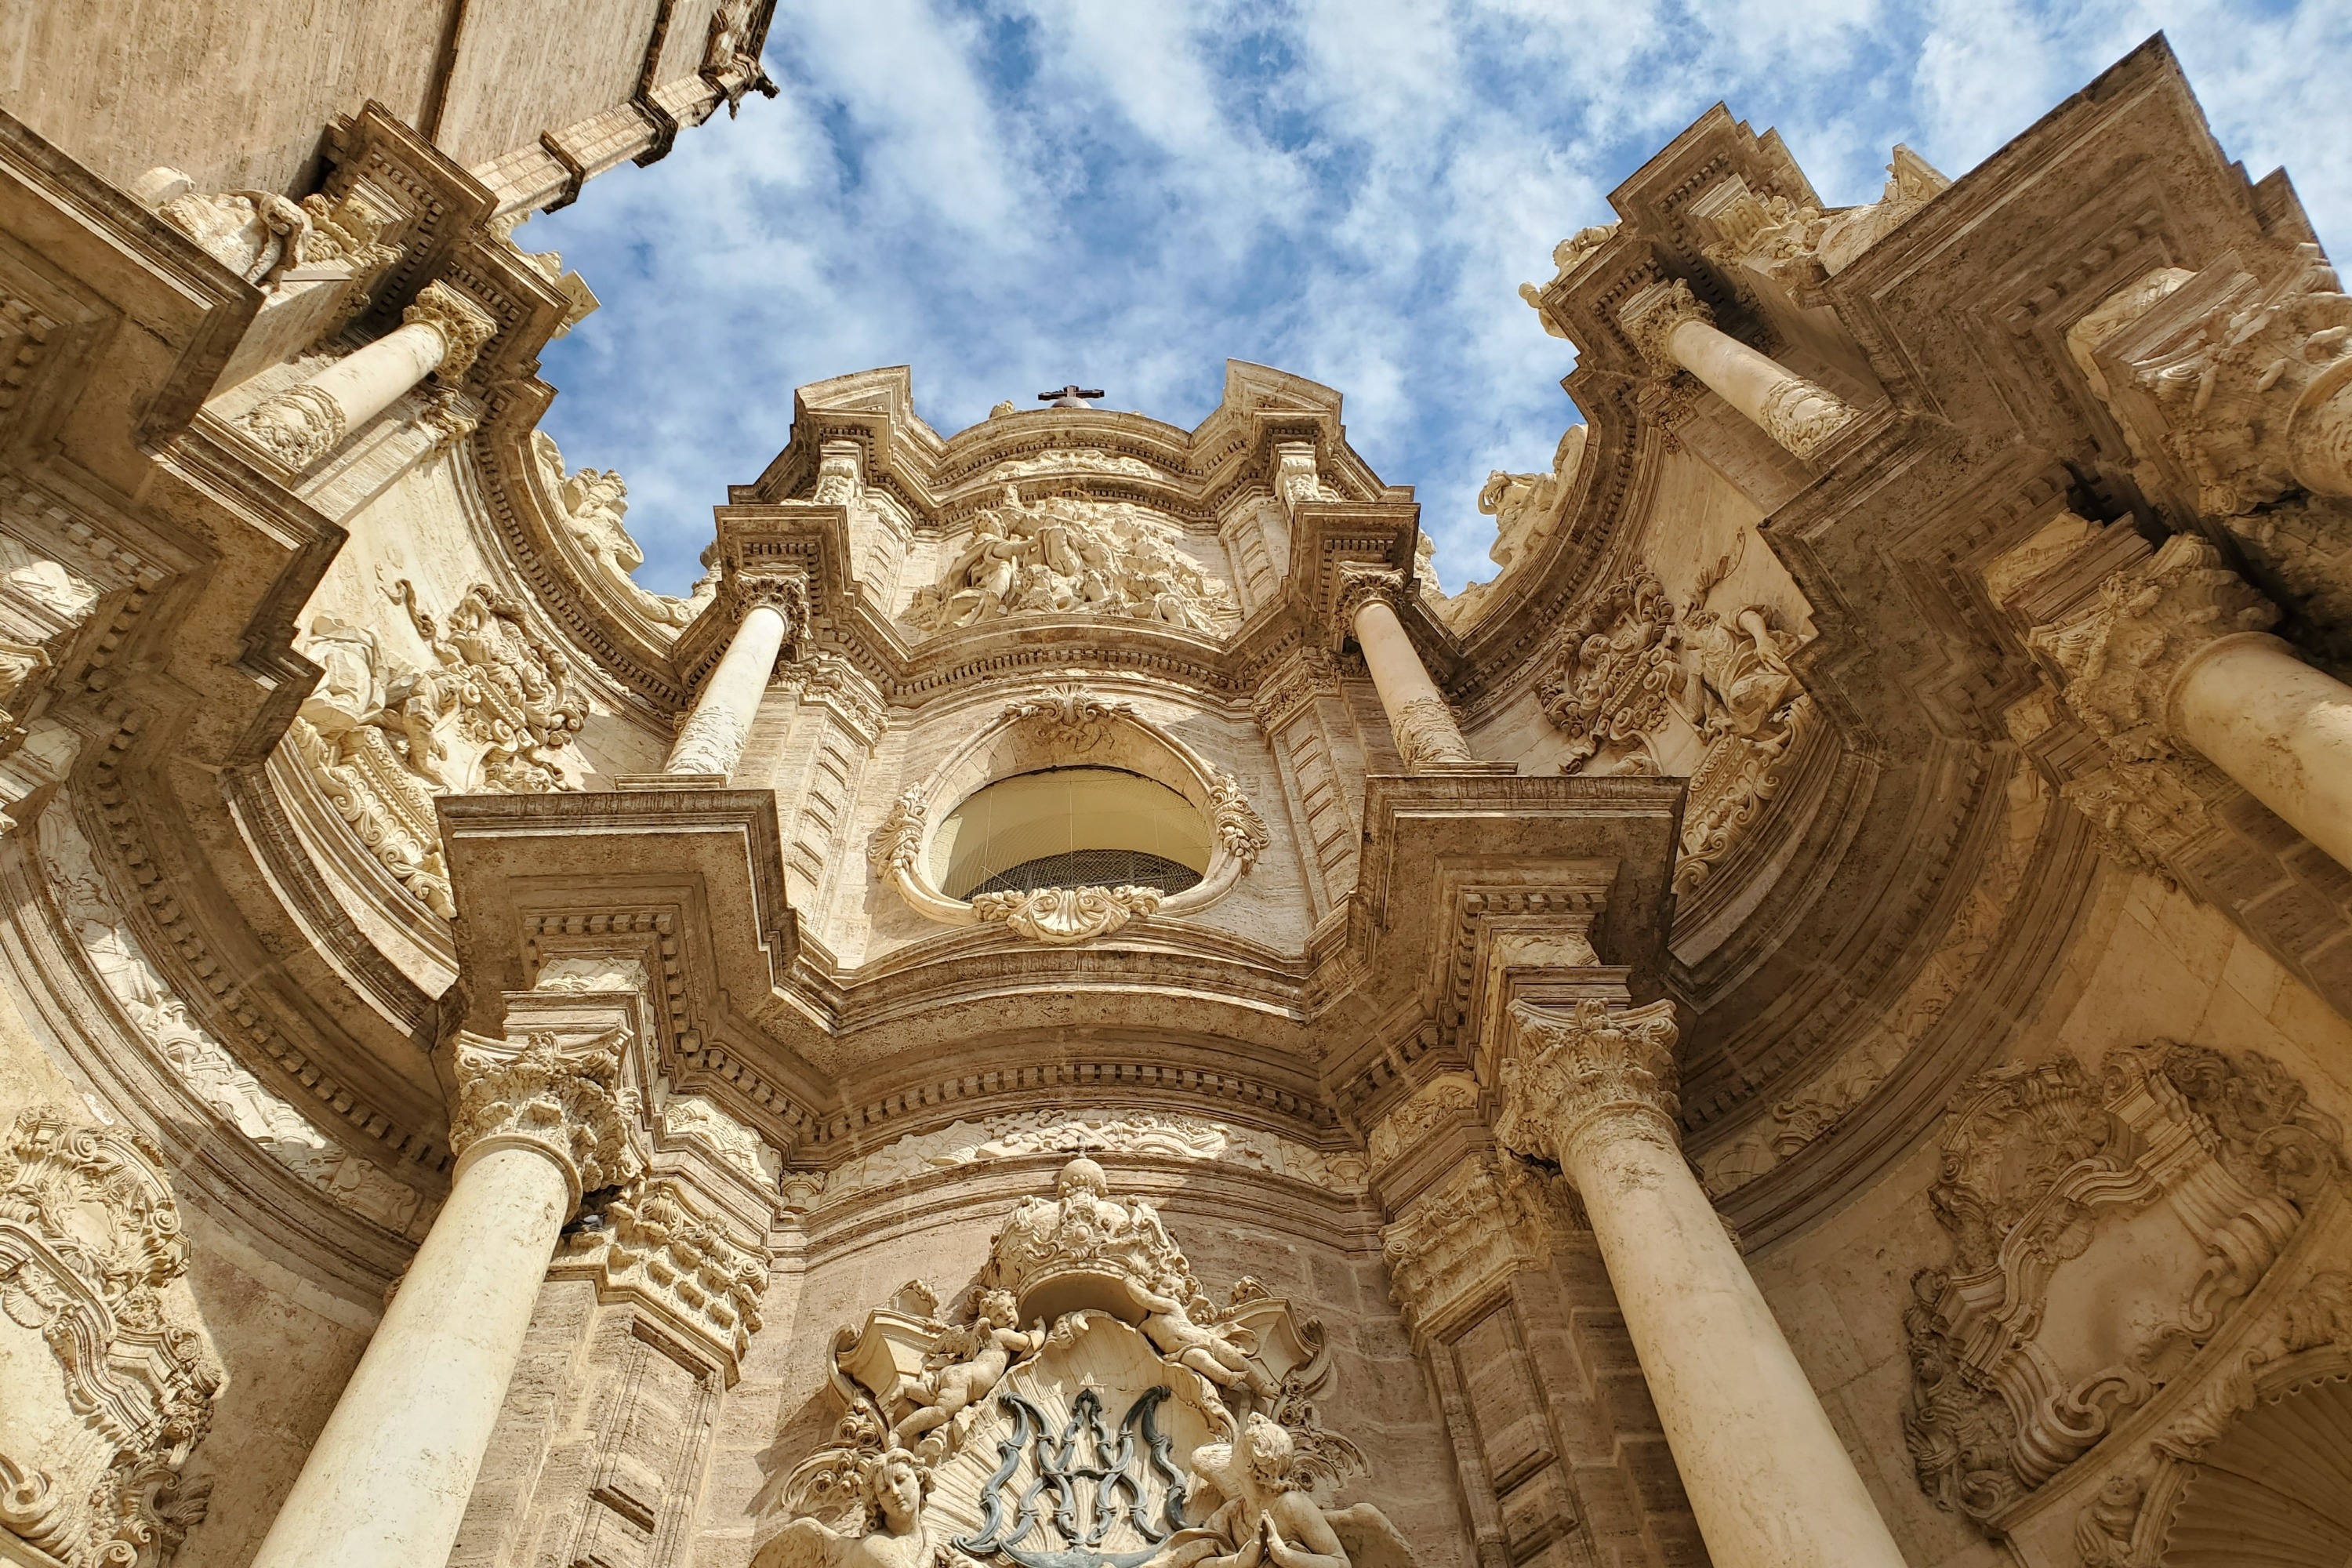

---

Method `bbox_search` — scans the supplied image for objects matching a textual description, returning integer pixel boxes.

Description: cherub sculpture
[754,1445,933,1568]
[1139,1414,1415,1568]
[890,1287,1046,1452]
[1136,1272,1278,1410]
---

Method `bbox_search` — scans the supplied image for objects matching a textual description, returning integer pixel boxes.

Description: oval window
[934,767,1210,899]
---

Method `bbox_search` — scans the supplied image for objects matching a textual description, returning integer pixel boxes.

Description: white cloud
[531,0,2352,597]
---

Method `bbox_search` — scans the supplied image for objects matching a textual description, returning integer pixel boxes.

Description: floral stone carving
[290,579,586,916]
[0,1104,223,1568]
[973,884,1163,944]
[552,1176,769,1372]
[448,1032,642,1203]
[906,485,1239,634]
[760,1159,1409,1568]
[1901,1040,2343,1526]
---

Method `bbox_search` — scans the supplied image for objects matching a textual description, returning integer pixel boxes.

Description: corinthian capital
[1618,278,1715,376]
[2028,533,2279,762]
[737,566,811,631]
[1493,997,1682,1172]
[449,1031,641,1207]
[405,280,499,381]
[1333,562,1407,630]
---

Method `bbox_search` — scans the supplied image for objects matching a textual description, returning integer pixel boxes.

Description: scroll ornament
[1901,1040,2343,1526]
[757,1160,1414,1568]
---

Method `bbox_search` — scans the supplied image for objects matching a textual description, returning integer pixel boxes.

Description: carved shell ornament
[867,685,1269,945]
[755,1159,1417,1568]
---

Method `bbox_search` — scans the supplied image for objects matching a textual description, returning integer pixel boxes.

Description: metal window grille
[970,848,1203,897]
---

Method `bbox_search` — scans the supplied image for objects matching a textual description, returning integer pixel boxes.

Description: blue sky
[527,0,2352,597]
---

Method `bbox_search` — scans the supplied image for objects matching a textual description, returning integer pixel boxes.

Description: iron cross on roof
[1037,384,1104,408]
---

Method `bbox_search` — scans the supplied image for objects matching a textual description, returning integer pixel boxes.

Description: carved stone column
[1337,564,1476,769]
[2031,532,2352,875]
[1494,997,1908,1568]
[238,280,498,470]
[247,1034,639,1568]
[663,581,801,779]
[1621,278,1857,460]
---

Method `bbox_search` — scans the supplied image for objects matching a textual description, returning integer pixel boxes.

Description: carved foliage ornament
[762,1160,1409,1568]
[555,1176,769,1369]
[2028,533,2279,764]
[1901,1040,2343,1526]
[904,485,1239,636]
[1492,998,1682,1174]
[449,1032,642,1203]
[0,1105,223,1568]
[1378,1153,1577,1335]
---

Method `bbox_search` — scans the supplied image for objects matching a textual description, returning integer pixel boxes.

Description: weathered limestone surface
[4,19,2352,1568]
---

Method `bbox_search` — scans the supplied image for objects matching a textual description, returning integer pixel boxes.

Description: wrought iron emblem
[954,1387,1189,1568]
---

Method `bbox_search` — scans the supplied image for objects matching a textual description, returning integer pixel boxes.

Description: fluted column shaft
[1343,572,1474,769]
[666,601,789,776]
[238,279,496,469]
[2173,630,2352,872]
[249,1037,637,1568]
[1624,279,1857,461]
[1495,999,1907,1568]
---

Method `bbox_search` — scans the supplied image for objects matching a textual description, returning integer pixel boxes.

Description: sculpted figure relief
[765,1161,1410,1568]
[532,432,704,630]
[906,485,1238,634]
[288,579,586,916]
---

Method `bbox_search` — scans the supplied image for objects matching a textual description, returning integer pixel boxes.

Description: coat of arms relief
[759,1158,1416,1568]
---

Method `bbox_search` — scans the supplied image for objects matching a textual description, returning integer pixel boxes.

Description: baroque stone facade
[0,20,2350,1568]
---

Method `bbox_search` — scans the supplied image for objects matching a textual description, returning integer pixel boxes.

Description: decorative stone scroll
[866,689,1269,944]
[1900,1040,2344,1528]
[757,1160,1414,1568]
[289,579,586,916]
[0,1104,223,1568]
[904,485,1239,635]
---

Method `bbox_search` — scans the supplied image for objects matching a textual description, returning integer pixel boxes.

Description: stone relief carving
[1363,1075,1479,1174]
[554,1175,768,1367]
[288,579,586,916]
[0,1104,223,1568]
[760,1160,1410,1568]
[531,431,705,630]
[1519,223,1619,336]
[972,883,1163,944]
[905,485,1239,634]
[659,1092,775,1187]
[448,1031,641,1198]
[1701,760,2049,1196]
[983,448,1160,483]
[34,801,425,1232]
[152,176,398,298]
[1694,148,1948,286]
[826,1109,1364,1196]
[1901,1041,2343,1526]
[1541,545,1815,894]
[1378,1153,1576,1337]
[1431,426,1588,630]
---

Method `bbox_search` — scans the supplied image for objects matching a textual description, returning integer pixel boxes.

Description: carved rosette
[2029,534,2281,763]
[971,883,1161,943]
[448,1033,642,1205]
[238,382,348,470]
[0,1105,223,1568]
[1620,278,1714,376]
[404,280,499,382]
[554,1176,769,1371]
[1493,998,1682,1175]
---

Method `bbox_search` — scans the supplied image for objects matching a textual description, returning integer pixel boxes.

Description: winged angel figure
[1139,1414,1419,1568]
[752,1443,935,1568]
